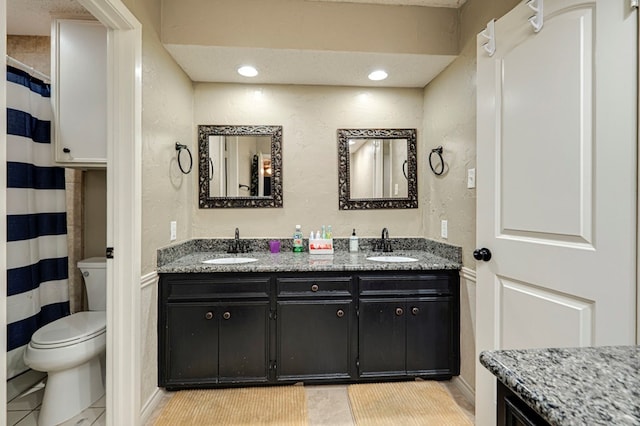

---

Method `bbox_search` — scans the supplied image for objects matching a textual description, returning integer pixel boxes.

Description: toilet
[24,257,107,426]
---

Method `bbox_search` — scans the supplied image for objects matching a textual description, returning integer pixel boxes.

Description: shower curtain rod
[5,55,50,83]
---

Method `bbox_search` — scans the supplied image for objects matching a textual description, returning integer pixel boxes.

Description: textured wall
[83,170,107,259]
[121,0,195,276]
[121,0,195,411]
[421,0,520,394]
[6,35,50,77]
[192,83,425,240]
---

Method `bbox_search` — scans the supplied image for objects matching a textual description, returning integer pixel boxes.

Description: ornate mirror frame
[198,124,283,208]
[338,128,418,210]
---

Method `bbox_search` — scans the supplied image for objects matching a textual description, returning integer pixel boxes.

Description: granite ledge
[480,345,640,426]
[156,249,460,274]
[157,237,462,272]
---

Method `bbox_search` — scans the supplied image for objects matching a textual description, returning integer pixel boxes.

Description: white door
[476,1,637,425]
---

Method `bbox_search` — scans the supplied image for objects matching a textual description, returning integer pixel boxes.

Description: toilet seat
[31,311,106,349]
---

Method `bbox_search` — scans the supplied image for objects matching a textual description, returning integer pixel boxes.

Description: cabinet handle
[204,311,213,320]
[223,311,231,320]
[311,284,319,292]
[336,309,345,318]
[63,147,71,153]
[411,307,419,315]
[395,307,404,316]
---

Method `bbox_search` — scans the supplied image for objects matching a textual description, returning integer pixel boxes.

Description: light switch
[170,221,177,241]
[467,168,476,189]
[441,220,448,239]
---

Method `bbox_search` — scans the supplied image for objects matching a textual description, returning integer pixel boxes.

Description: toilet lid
[31,311,106,348]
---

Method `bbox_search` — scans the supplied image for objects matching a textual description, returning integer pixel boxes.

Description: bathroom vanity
[156,239,461,390]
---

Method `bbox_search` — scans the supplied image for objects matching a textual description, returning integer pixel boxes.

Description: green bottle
[293,225,304,252]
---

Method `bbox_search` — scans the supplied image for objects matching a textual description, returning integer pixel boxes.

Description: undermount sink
[202,257,258,265]
[366,256,419,263]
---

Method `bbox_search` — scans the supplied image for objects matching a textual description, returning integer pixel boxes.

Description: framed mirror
[198,125,283,208]
[338,128,417,210]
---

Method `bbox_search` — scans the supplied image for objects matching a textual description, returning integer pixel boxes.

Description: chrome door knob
[473,248,492,262]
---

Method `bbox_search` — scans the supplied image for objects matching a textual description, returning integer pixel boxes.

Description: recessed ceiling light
[238,66,258,77]
[368,70,388,81]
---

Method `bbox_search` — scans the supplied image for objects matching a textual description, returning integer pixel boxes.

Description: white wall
[192,83,425,240]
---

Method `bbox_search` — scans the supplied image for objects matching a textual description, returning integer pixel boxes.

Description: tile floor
[144,380,475,425]
[8,380,473,425]
[7,383,106,426]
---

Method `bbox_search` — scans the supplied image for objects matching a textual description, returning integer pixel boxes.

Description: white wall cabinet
[52,19,107,167]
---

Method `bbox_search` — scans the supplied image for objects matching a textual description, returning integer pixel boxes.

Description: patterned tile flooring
[7,384,105,426]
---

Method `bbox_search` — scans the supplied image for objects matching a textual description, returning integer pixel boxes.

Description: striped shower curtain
[6,65,70,379]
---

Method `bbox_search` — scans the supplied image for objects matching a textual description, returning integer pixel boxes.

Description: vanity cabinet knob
[411,307,419,315]
[336,309,345,318]
[311,284,319,292]
[223,311,231,320]
[395,307,404,316]
[205,311,213,320]
[63,147,71,154]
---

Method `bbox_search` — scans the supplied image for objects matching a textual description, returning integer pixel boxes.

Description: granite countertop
[480,346,640,426]
[156,237,462,273]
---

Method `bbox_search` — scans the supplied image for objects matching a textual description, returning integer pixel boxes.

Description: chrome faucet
[375,227,393,252]
[228,227,250,253]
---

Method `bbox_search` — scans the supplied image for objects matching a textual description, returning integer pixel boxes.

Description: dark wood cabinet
[158,269,459,389]
[358,273,459,379]
[276,276,356,381]
[498,381,551,426]
[166,304,219,382]
[158,274,271,389]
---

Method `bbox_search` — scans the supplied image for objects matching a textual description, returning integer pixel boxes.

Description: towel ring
[175,142,192,174]
[429,146,444,176]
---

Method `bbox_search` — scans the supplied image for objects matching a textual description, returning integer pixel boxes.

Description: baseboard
[451,376,475,408]
[140,386,167,424]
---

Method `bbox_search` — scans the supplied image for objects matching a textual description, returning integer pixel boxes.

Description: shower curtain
[6,64,70,379]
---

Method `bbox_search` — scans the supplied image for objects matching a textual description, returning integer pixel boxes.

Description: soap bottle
[293,225,304,252]
[349,229,359,253]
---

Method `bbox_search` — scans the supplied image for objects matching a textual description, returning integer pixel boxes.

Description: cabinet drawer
[277,277,352,297]
[165,276,270,301]
[359,274,452,296]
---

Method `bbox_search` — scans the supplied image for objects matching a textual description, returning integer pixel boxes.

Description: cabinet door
[166,304,218,383]
[406,297,453,374]
[52,19,107,166]
[277,300,354,380]
[218,301,270,383]
[358,298,406,377]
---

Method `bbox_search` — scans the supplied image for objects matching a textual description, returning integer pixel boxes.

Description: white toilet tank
[77,257,107,311]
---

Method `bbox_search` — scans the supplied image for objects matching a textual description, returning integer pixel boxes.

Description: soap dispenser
[349,229,359,253]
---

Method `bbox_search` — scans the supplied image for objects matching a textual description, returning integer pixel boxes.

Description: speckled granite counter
[480,346,640,426]
[157,237,461,273]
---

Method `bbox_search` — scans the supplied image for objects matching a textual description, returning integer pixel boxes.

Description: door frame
[77,1,142,424]
[637,7,640,346]
[1,0,142,425]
